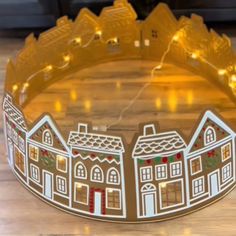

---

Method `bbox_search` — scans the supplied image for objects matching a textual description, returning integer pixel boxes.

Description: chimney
[78,123,88,133]
[143,124,156,136]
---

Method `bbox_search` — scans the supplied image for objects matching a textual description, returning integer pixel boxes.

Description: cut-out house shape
[67,123,126,218]
[3,94,28,183]
[132,124,187,218]
[27,115,71,207]
[184,111,236,207]
[3,93,236,221]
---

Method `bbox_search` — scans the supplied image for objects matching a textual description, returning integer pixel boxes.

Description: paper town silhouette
[3,0,236,222]
[3,93,236,222]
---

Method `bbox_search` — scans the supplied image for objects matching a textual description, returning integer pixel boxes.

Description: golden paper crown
[3,0,236,222]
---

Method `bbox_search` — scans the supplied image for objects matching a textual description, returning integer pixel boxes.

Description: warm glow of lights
[187,90,193,105]
[155,98,162,110]
[168,90,177,112]
[113,37,118,43]
[63,55,71,62]
[116,81,121,89]
[84,225,90,235]
[74,37,81,44]
[218,69,226,76]
[190,52,199,59]
[76,183,82,189]
[12,84,18,92]
[160,182,167,188]
[96,30,102,36]
[229,74,236,88]
[58,156,65,162]
[108,189,113,193]
[45,65,53,72]
[155,64,163,70]
[23,82,29,89]
[172,33,180,42]
[54,100,62,112]
[183,228,192,236]
[84,100,91,112]
[70,89,77,101]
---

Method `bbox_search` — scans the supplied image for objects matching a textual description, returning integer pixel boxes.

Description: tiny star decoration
[2,0,236,222]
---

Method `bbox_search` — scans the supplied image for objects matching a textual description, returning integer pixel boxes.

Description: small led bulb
[74,37,81,44]
[113,37,118,43]
[190,52,198,59]
[218,69,226,76]
[23,82,29,89]
[96,30,102,36]
[45,65,53,71]
[12,84,18,92]
[173,33,179,42]
[155,64,163,70]
[63,55,70,62]
[229,74,236,88]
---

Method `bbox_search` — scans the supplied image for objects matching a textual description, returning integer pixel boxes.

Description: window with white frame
[19,136,25,152]
[190,156,202,175]
[6,122,12,138]
[75,162,87,179]
[91,166,103,182]
[56,176,67,194]
[140,166,152,182]
[170,162,182,177]
[29,144,39,161]
[43,129,53,146]
[193,177,204,196]
[222,163,232,182]
[74,183,88,204]
[14,146,25,174]
[13,129,18,145]
[160,180,183,208]
[221,143,231,162]
[56,155,67,173]
[106,188,121,209]
[204,126,216,145]
[107,168,120,184]
[30,164,39,182]
[155,164,167,180]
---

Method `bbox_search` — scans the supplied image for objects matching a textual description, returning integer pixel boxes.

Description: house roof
[68,131,124,153]
[132,131,186,159]
[27,115,70,153]
[3,94,27,131]
[185,110,235,156]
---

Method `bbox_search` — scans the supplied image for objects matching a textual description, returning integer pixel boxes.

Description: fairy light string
[16,29,119,97]
[151,28,234,84]
[14,25,236,123]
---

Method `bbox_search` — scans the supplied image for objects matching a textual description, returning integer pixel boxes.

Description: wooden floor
[1,37,236,235]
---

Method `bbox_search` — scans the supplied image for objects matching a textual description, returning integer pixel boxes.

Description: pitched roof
[27,115,70,153]
[3,94,27,131]
[185,110,235,156]
[68,131,124,153]
[132,130,186,159]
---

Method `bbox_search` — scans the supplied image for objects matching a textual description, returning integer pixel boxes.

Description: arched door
[141,183,157,217]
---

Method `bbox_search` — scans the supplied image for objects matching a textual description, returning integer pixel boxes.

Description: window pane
[75,184,88,204]
[15,148,25,174]
[29,145,38,161]
[107,190,120,209]
[57,156,67,172]
[191,157,201,174]
[161,181,182,208]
